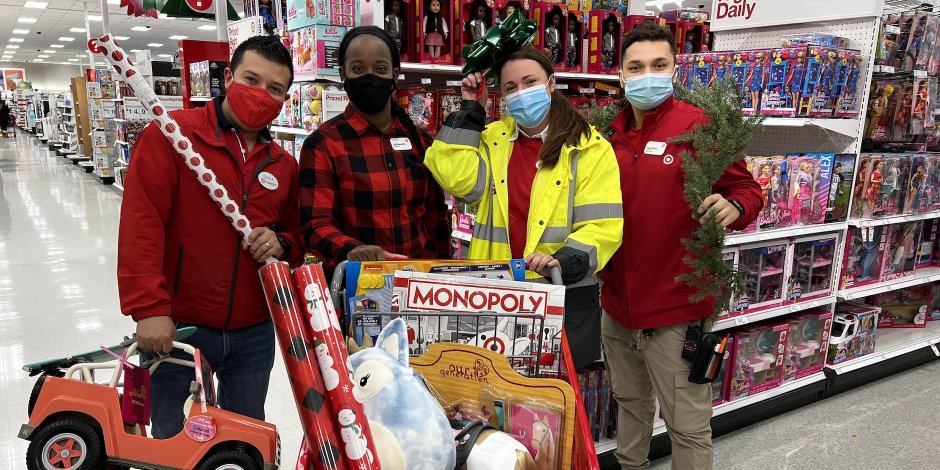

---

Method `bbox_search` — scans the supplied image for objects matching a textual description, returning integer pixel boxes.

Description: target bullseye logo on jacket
[716,0,757,20]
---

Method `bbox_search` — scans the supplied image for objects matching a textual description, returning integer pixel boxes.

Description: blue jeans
[148,320,276,439]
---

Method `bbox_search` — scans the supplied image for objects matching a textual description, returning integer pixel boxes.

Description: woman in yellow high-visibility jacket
[425,46,624,367]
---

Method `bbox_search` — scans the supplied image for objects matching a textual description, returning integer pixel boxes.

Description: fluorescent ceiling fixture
[5,45,20,49]
[34,59,43,62]
[59,37,75,41]
[129,49,144,52]
[69,27,86,33]
[37,54,48,58]
[88,15,102,21]
[50,44,64,48]
[24,1,48,8]
[12,29,30,34]
[169,35,187,40]
[131,26,150,31]
[147,43,164,47]
[17,18,38,24]
[107,0,121,4]
[114,36,129,40]
[158,53,172,57]
[197,24,216,30]
[43,50,56,53]
[158,13,172,19]
[68,58,78,61]
[8,38,24,43]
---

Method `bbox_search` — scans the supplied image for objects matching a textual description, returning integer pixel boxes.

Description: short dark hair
[230,35,294,86]
[621,20,677,62]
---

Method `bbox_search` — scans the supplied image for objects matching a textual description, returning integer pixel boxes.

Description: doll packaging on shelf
[904,154,931,214]
[746,155,791,231]
[840,225,887,289]
[727,321,789,401]
[786,155,825,227]
[397,88,440,134]
[926,154,940,211]
[420,0,453,64]
[782,310,832,383]
[736,241,788,314]
[458,0,495,66]
[834,49,864,118]
[493,0,527,26]
[871,154,911,218]
[289,25,348,79]
[865,80,901,141]
[743,49,769,116]
[870,284,931,329]
[587,10,622,74]
[287,0,358,29]
[385,0,416,62]
[623,14,666,33]
[533,2,569,72]
[565,10,585,72]
[881,221,924,281]
[786,234,837,303]
[828,303,880,365]
[759,46,808,117]
[808,47,839,117]
[916,218,938,267]
[825,154,856,223]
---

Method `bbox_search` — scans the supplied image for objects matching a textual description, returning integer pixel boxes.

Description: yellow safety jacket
[426,109,623,282]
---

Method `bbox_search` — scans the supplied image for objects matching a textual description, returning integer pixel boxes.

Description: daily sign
[710,0,883,31]
[715,0,755,21]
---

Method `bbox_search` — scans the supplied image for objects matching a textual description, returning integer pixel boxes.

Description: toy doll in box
[813,153,835,224]
[826,154,855,223]
[565,12,585,72]
[809,49,838,117]
[893,11,917,68]
[866,81,899,141]
[787,155,822,226]
[728,322,788,401]
[729,51,750,95]
[926,154,940,211]
[782,310,832,383]
[743,50,768,116]
[910,77,936,137]
[587,11,622,74]
[534,2,568,71]
[872,284,930,328]
[788,235,837,302]
[760,47,806,116]
[902,10,929,72]
[738,242,787,313]
[493,0,526,26]
[750,155,790,230]
[386,0,415,62]
[690,53,715,87]
[421,0,451,62]
[713,53,730,84]
[883,221,923,281]
[828,304,879,365]
[397,88,440,134]
[904,155,929,214]
[916,15,939,71]
[841,226,886,289]
[798,47,827,116]
[875,155,909,217]
[889,82,915,141]
[835,51,863,118]
[915,218,937,266]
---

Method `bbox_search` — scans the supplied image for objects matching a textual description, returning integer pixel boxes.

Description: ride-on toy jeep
[19,337,280,470]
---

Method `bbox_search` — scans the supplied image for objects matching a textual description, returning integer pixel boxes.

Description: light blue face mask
[505,84,552,128]
[622,73,674,110]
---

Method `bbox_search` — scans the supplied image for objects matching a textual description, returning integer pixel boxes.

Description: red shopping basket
[559,329,601,470]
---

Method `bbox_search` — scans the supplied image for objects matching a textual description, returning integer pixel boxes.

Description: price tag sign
[421,78,432,85]
[734,316,750,326]
[555,83,569,90]
[931,343,939,357]
[227,17,265,57]
[914,70,929,78]
[446,80,462,87]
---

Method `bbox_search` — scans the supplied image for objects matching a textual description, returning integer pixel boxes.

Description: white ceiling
[0,0,235,67]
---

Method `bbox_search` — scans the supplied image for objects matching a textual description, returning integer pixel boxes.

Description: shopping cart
[331,261,601,470]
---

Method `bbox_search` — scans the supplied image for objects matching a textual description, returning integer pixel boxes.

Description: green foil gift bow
[461,9,538,78]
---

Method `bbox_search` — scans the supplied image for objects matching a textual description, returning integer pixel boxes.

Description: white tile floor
[1,132,939,470]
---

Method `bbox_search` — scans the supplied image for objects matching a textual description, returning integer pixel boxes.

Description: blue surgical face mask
[505,84,552,128]
[622,73,674,110]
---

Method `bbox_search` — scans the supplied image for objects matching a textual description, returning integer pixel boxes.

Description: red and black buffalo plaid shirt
[299,107,451,267]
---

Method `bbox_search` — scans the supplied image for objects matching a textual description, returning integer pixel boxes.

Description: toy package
[386,0,416,62]
[623,14,665,33]
[675,54,692,90]
[782,310,832,383]
[727,322,788,401]
[782,32,849,48]
[917,218,938,267]
[690,53,716,87]
[719,248,739,317]
[588,10,622,74]
[893,11,917,69]
[287,0,358,29]
[493,0,527,26]
[834,50,863,118]
[565,10,586,72]
[876,154,911,217]
[871,284,931,329]
[826,154,856,223]
[439,89,463,126]
[419,0,453,64]
[737,242,788,313]
[748,155,791,230]
[840,225,887,289]
[866,80,902,141]
[760,47,807,116]
[882,221,923,281]
[787,155,823,226]
[659,8,709,23]
[808,47,839,117]
[787,235,837,302]
[533,2,569,71]
[743,50,769,116]
[680,20,709,54]
[904,154,930,214]
[300,83,325,131]
[876,14,901,67]
[916,15,939,71]
[888,82,915,141]
[910,77,936,137]
[507,400,563,465]
[290,25,347,79]
[711,348,730,406]
[927,154,940,211]
[930,284,940,320]
[397,88,440,134]
[828,303,880,365]
[901,10,929,72]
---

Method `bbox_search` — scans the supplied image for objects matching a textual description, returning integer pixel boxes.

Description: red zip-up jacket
[600,97,762,330]
[118,99,302,330]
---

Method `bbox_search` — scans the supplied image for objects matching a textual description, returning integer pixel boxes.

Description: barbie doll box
[828,303,879,365]
[287,0,359,30]
[727,321,788,402]
[782,310,832,383]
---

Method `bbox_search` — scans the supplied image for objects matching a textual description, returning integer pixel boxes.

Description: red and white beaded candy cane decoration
[93,35,274,264]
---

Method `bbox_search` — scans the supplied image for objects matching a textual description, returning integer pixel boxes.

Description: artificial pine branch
[585,100,623,138]
[671,77,763,319]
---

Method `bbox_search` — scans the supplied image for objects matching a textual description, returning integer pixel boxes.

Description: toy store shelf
[595,421,667,455]
[837,267,940,300]
[826,322,940,375]
[398,62,620,81]
[189,96,213,102]
[761,117,861,137]
[270,126,312,136]
[725,222,848,246]
[713,372,826,417]
[848,210,940,228]
[711,295,838,332]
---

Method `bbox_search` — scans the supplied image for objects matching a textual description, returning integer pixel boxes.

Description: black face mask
[344,73,396,114]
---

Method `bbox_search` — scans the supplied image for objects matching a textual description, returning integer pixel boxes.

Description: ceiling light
[169,35,187,40]
[50,44,64,48]
[70,27,86,33]
[8,38,24,43]
[59,37,75,41]
[88,15,103,21]
[130,49,144,52]
[114,36,129,41]
[68,58,78,61]
[158,13,172,19]
[12,29,30,34]
[17,18,38,24]
[197,24,216,31]
[34,59,43,62]
[147,43,164,47]
[43,50,56,53]
[107,0,120,3]
[0,60,9,63]
[131,26,150,31]
[5,45,20,49]
[37,54,48,58]
[24,1,48,8]
[158,53,172,57]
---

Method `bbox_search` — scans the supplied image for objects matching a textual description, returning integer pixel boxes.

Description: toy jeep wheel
[26,418,104,470]
[198,450,260,470]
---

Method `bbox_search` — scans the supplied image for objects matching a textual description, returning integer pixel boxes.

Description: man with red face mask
[117,36,300,439]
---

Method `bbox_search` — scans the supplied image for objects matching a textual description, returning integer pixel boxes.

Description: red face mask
[225,81,283,130]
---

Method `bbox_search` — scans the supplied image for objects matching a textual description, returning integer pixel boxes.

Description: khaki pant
[600,312,714,470]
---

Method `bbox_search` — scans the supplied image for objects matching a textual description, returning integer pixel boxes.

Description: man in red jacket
[117,36,301,439]
[599,22,762,469]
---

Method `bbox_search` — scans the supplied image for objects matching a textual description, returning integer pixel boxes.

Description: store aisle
[0,135,303,468]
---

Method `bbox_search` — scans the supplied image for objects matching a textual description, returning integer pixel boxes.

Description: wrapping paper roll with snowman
[92,34,276,264]
[294,264,381,470]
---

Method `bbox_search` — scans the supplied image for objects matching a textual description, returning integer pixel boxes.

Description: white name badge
[258,172,279,191]
[644,141,667,156]
[390,137,413,151]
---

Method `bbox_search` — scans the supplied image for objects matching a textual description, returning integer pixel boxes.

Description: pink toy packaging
[873,154,911,217]
[588,10,622,74]
[727,321,788,401]
[881,221,923,281]
[386,0,416,62]
[916,218,938,267]
[760,46,807,117]
[813,153,835,224]
[743,49,769,116]
[929,284,940,320]
[786,234,837,303]
[711,347,731,406]
[748,155,791,231]
[807,46,839,117]
[905,155,930,214]
[419,0,453,64]
[720,247,739,318]
[840,225,887,289]
[835,49,864,118]
[828,303,879,365]
[737,241,788,314]
[782,310,832,383]
[533,2,569,72]
[870,284,931,329]
[787,155,822,226]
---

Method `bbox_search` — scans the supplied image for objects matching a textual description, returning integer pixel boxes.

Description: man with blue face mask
[598,21,762,470]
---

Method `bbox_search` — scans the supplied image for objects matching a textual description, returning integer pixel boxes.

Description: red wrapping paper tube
[259,262,347,470]
[293,264,381,470]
